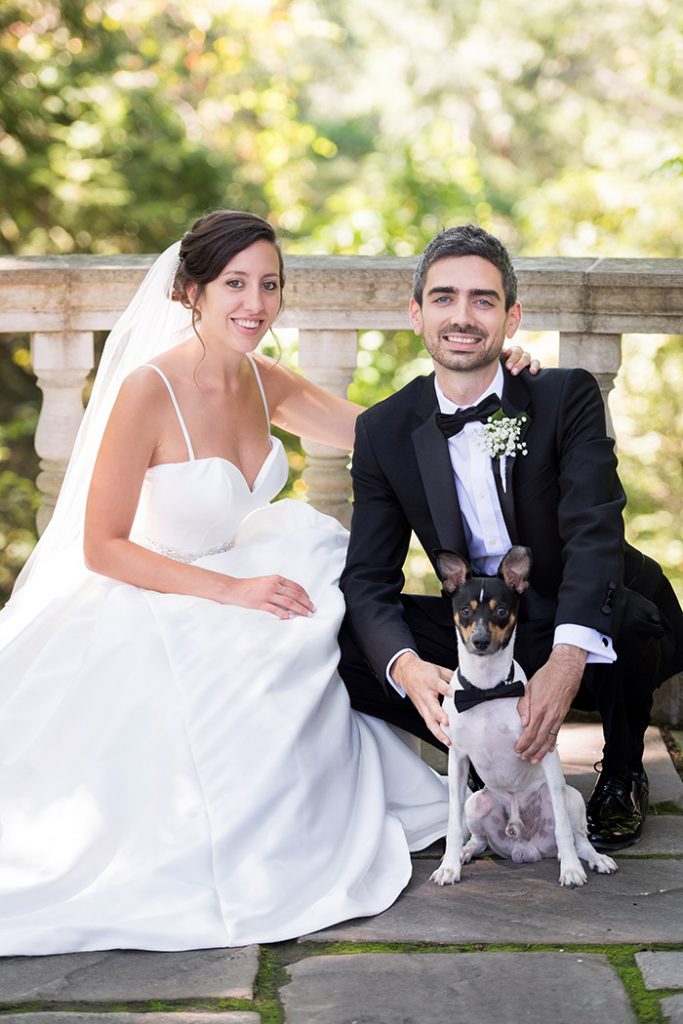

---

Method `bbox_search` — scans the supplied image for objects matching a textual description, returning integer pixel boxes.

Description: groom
[339,224,683,850]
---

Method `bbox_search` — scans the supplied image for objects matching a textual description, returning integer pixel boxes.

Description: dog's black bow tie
[453,667,525,713]
[435,394,502,439]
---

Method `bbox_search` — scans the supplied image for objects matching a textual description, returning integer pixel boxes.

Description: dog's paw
[590,852,618,874]
[462,836,487,863]
[430,863,462,886]
[559,862,587,887]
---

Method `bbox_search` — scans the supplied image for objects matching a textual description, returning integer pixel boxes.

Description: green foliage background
[1,0,681,602]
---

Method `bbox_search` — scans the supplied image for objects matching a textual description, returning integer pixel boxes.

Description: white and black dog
[431,546,617,887]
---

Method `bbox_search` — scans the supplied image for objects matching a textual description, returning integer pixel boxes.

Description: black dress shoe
[586,769,649,851]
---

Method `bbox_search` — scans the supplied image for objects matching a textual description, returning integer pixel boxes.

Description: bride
[0,210,534,954]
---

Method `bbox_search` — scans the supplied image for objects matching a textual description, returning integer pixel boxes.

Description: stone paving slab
[635,951,683,988]
[662,995,683,1024]
[618,814,683,855]
[559,724,683,806]
[0,947,258,1004]
[303,857,683,944]
[0,1015,259,1024]
[281,952,636,1024]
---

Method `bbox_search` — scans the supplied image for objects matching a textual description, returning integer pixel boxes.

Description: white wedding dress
[0,360,448,955]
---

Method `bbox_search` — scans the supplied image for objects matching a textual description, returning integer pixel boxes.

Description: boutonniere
[476,409,528,492]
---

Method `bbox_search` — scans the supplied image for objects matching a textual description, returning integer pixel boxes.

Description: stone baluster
[297,329,359,528]
[30,331,95,534]
[558,333,623,438]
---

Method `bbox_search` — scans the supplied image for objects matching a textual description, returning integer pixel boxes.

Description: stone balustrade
[1,254,682,720]
[2,253,682,526]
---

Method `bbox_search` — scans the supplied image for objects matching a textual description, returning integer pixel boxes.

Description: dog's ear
[498,546,532,594]
[433,549,471,594]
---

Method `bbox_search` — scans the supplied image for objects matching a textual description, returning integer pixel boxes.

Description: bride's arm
[256,356,360,450]
[258,344,539,450]
[83,370,313,618]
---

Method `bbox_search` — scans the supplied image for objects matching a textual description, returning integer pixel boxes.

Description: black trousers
[338,593,666,774]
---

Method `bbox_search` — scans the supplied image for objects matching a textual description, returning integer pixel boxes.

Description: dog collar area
[454,665,526,713]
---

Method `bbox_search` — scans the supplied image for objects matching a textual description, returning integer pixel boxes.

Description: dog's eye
[494,606,509,619]
[459,606,472,620]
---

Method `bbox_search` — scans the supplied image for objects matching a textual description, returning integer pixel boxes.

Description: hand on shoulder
[502,345,541,376]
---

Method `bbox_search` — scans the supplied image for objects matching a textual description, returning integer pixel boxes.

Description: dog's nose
[473,636,491,652]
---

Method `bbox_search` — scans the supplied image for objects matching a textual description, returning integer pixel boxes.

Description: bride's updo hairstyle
[171,210,285,329]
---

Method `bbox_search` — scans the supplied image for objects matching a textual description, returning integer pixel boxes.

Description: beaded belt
[137,536,234,565]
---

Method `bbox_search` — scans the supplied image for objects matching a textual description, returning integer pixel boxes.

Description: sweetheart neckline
[145,437,283,495]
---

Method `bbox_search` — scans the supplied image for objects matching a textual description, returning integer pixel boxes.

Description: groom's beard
[424,323,505,373]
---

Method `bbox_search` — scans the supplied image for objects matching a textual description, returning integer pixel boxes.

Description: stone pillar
[297,329,358,528]
[30,331,95,534]
[558,333,622,438]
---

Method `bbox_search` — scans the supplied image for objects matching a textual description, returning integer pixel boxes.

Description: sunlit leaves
[0,0,328,254]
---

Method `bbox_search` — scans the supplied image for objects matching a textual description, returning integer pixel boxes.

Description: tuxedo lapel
[412,376,468,554]
[492,457,518,542]
[495,368,533,544]
[501,372,532,423]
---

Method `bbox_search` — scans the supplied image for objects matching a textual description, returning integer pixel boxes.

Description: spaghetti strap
[141,364,196,461]
[246,354,271,431]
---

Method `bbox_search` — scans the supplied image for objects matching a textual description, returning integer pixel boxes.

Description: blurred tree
[293,0,683,256]
[0,0,334,254]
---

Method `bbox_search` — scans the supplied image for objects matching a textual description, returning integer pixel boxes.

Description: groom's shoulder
[527,365,595,385]
[522,365,601,402]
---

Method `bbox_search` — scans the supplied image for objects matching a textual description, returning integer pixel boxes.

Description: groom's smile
[439,325,487,348]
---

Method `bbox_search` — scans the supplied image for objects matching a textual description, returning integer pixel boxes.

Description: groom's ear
[504,301,522,339]
[409,297,424,336]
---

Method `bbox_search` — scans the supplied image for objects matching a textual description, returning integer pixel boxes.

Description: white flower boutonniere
[476,409,528,492]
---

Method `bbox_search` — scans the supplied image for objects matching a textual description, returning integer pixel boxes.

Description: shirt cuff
[385,648,418,697]
[553,624,616,664]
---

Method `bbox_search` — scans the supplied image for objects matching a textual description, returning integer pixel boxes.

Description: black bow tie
[453,667,525,713]
[435,394,502,439]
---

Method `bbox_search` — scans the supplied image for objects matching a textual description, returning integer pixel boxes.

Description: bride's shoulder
[115,363,172,412]
[250,352,297,398]
[124,342,189,388]
[251,352,279,376]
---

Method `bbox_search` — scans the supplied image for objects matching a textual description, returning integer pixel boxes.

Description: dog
[430,545,617,887]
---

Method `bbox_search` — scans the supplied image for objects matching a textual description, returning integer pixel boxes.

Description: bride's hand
[502,345,541,376]
[220,574,315,619]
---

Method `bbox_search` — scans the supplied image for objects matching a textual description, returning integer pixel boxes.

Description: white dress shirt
[387,367,615,692]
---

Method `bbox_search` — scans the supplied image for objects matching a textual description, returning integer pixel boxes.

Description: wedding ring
[548,730,559,736]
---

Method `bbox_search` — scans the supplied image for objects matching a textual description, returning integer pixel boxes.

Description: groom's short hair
[412,224,518,310]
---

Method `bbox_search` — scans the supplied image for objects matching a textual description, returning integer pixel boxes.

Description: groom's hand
[391,652,453,747]
[515,644,586,763]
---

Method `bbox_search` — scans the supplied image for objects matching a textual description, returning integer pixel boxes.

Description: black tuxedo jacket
[340,362,683,684]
